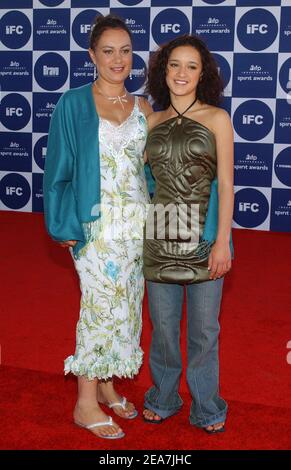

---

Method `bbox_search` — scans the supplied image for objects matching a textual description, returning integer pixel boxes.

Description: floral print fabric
[64,98,150,380]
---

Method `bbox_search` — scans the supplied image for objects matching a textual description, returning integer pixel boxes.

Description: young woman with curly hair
[143,35,234,434]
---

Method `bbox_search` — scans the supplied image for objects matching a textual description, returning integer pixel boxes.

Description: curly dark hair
[145,35,224,109]
[89,14,132,50]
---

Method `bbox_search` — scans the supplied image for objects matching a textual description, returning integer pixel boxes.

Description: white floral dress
[64,97,150,380]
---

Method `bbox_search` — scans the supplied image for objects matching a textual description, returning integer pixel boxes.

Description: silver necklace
[94,81,128,110]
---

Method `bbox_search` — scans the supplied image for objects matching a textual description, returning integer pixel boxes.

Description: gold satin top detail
[144,116,217,284]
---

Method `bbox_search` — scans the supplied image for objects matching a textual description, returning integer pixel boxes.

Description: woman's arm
[138,96,153,118]
[43,95,82,248]
[208,108,234,280]
[137,97,153,163]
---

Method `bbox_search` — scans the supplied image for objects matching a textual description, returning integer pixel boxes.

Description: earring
[93,65,98,81]
[129,71,133,80]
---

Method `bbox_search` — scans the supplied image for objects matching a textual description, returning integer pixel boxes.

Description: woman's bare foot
[204,422,225,434]
[143,409,163,423]
[73,402,123,438]
[98,381,137,419]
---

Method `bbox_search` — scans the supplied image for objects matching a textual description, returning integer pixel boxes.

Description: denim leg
[144,281,184,419]
[186,278,228,428]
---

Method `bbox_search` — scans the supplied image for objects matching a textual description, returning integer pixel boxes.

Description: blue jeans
[144,279,228,428]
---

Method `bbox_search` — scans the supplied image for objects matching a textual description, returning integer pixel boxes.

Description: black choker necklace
[170,97,198,125]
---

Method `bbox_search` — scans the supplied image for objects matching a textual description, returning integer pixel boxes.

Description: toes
[214,421,224,429]
[125,402,136,416]
[205,422,225,432]
[154,415,162,421]
[205,425,214,431]
[96,425,123,437]
[143,409,154,420]
[143,409,162,421]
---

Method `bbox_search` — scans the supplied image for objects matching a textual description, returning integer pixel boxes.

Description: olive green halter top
[143,116,217,284]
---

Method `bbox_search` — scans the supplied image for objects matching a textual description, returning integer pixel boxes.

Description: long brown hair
[146,35,224,109]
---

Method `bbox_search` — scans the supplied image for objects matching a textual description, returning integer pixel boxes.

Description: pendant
[177,117,182,125]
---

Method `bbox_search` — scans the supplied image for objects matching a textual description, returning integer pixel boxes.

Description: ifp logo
[33,9,70,51]
[0,11,31,49]
[233,53,277,99]
[237,8,278,51]
[152,9,190,45]
[270,188,291,232]
[0,93,31,131]
[234,142,273,188]
[70,52,94,88]
[125,54,146,93]
[33,92,61,133]
[0,51,32,92]
[0,173,31,210]
[111,8,150,52]
[274,148,291,188]
[34,135,48,171]
[233,100,273,141]
[0,132,32,173]
[39,0,65,5]
[72,9,101,50]
[234,188,269,228]
[34,53,68,91]
[279,7,291,53]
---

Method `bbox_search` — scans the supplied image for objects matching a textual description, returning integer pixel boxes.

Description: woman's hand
[59,240,77,248]
[208,241,232,280]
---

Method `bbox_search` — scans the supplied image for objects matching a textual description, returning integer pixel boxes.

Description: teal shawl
[43,83,101,257]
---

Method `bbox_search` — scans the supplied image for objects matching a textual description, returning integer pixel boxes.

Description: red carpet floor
[0,211,291,449]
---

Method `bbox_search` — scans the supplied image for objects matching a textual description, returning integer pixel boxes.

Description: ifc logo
[117,0,144,5]
[0,173,31,210]
[233,100,273,141]
[34,53,68,91]
[234,188,269,228]
[0,11,31,49]
[0,93,31,131]
[202,0,226,4]
[72,9,101,49]
[152,9,190,45]
[39,0,65,5]
[237,9,278,51]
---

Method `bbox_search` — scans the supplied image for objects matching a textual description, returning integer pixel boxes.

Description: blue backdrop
[0,0,290,233]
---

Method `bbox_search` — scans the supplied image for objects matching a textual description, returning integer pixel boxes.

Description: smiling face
[166,45,203,98]
[89,28,132,84]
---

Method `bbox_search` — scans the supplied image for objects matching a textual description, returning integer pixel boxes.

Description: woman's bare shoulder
[204,105,231,123]
[198,104,232,135]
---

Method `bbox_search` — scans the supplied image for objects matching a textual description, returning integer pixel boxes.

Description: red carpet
[0,211,291,449]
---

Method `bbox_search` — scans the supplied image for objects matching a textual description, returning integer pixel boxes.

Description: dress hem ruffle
[64,349,143,381]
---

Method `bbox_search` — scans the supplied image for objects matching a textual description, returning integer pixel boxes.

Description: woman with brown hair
[143,35,234,434]
[44,15,152,440]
